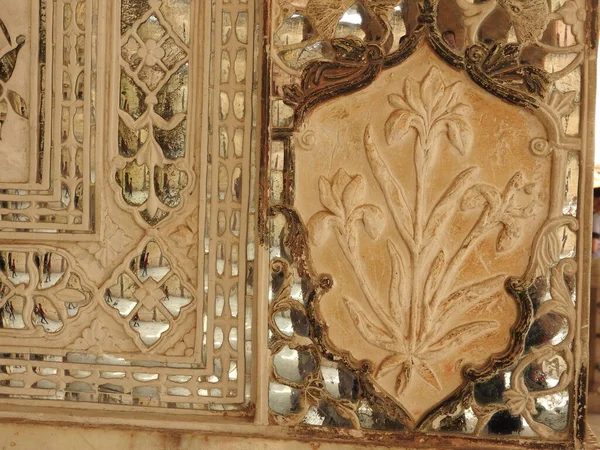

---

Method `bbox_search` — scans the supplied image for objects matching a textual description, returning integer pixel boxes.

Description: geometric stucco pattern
[0,0,256,413]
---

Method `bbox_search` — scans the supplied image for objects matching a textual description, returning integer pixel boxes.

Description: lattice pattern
[204,0,257,406]
[0,0,256,413]
[114,0,193,226]
[0,0,98,237]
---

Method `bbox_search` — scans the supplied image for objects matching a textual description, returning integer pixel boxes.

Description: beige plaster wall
[0,422,394,450]
[1,421,599,450]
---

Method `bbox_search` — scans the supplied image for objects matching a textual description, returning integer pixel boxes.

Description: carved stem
[410,134,434,348]
[426,212,489,335]
[364,127,416,254]
[333,225,396,334]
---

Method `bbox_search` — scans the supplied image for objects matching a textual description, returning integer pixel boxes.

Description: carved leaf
[388,93,410,110]
[423,321,497,356]
[365,126,414,238]
[433,81,461,118]
[496,216,521,252]
[7,90,28,119]
[416,360,441,391]
[548,266,575,318]
[387,240,409,327]
[404,76,426,118]
[342,175,365,212]
[538,229,562,272]
[547,90,577,118]
[437,275,506,323]
[344,297,394,347]
[424,167,477,242]
[482,43,520,74]
[424,251,445,303]
[306,211,338,246]
[377,353,407,378]
[446,119,473,155]
[452,103,472,116]
[74,319,112,350]
[395,360,412,395]
[519,67,551,98]
[318,176,342,216]
[385,110,416,144]
[420,67,444,115]
[461,184,500,211]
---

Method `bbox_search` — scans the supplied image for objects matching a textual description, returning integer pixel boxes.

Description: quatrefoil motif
[101,239,196,351]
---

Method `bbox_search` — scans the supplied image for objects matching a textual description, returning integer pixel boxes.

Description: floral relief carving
[0,0,99,235]
[69,318,128,353]
[304,66,544,419]
[79,215,136,268]
[267,0,587,442]
[0,0,252,414]
[0,18,27,139]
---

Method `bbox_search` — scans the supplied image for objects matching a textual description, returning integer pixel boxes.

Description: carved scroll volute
[293,45,552,421]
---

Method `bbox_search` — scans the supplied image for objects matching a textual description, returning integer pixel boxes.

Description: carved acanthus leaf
[547,90,577,118]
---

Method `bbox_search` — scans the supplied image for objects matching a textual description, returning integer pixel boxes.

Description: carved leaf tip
[343,297,394,346]
[420,67,444,113]
[376,353,408,378]
[446,118,474,156]
[388,93,410,110]
[416,360,442,391]
[318,176,341,216]
[424,320,498,356]
[395,361,411,396]
[6,90,28,119]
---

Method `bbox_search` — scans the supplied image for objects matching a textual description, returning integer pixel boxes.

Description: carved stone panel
[265,0,590,446]
[0,0,258,415]
[0,0,100,238]
[297,46,551,421]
